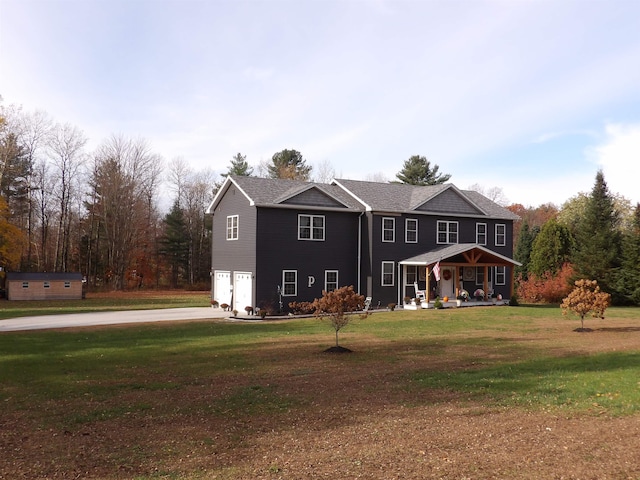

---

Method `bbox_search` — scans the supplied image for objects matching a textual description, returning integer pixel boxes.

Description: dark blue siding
[255,208,359,310]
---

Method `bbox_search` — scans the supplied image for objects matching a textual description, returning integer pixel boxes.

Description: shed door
[214,271,232,306]
[233,272,253,312]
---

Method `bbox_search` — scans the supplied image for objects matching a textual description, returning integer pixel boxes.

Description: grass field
[1,301,640,479]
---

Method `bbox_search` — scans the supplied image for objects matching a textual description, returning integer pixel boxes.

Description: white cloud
[592,123,640,204]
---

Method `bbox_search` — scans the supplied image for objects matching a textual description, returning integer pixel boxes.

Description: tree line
[2,102,639,303]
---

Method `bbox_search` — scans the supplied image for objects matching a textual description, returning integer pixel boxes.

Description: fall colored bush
[561,279,611,330]
[517,263,574,303]
[288,301,316,315]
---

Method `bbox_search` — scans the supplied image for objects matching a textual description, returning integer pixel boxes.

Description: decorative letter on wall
[308,276,315,288]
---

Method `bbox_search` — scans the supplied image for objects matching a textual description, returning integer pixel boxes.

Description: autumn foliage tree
[312,285,365,351]
[561,279,611,330]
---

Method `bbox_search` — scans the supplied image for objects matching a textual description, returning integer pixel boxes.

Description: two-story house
[206,176,520,312]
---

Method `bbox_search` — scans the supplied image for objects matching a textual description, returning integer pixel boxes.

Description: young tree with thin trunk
[313,285,366,352]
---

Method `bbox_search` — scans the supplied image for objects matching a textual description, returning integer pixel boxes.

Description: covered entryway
[233,272,253,312]
[399,244,521,306]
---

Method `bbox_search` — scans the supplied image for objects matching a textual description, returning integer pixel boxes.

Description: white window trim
[476,223,487,245]
[495,223,506,246]
[437,220,459,244]
[495,266,506,285]
[298,214,325,241]
[22,282,29,289]
[282,270,297,296]
[324,270,338,292]
[382,217,395,243]
[382,261,395,286]
[43,281,50,289]
[476,267,484,286]
[64,281,71,288]
[226,215,238,241]
[405,218,418,243]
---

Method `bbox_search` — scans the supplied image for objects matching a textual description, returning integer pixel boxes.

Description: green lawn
[1,305,639,479]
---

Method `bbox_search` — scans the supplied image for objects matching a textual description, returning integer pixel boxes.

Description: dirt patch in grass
[2,312,640,479]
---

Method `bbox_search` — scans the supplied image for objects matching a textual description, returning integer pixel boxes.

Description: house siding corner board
[255,208,359,310]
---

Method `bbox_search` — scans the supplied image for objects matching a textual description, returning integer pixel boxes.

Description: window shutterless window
[43,281,50,288]
[298,214,325,241]
[22,282,29,289]
[476,267,484,286]
[325,270,338,292]
[495,224,506,246]
[282,270,297,296]
[64,281,71,288]
[405,218,418,243]
[382,217,395,242]
[495,266,506,285]
[226,215,238,240]
[382,261,395,286]
[476,223,487,245]
[437,221,458,244]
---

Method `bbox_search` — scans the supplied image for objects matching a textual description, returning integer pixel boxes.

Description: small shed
[5,272,84,301]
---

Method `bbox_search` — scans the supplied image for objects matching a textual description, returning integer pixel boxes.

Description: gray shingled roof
[6,272,83,281]
[228,176,364,210]
[333,178,519,220]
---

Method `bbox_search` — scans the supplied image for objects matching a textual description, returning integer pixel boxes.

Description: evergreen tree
[529,218,574,277]
[514,220,536,280]
[572,170,622,300]
[615,204,640,305]
[267,149,311,180]
[395,155,451,185]
[159,200,190,288]
[223,152,253,177]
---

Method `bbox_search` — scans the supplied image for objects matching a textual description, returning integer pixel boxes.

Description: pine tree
[267,149,311,180]
[395,155,451,185]
[159,200,190,288]
[615,204,640,304]
[572,170,621,300]
[514,220,535,280]
[223,153,253,177]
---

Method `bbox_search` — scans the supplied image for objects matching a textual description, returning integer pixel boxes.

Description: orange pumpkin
[443,296,449,303]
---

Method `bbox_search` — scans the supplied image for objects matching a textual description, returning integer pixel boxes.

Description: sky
[1,0,640,208]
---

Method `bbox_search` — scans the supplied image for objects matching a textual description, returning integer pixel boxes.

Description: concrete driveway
[0,308,232,332]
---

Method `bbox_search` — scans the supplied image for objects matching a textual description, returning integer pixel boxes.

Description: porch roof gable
[398,243,522,267]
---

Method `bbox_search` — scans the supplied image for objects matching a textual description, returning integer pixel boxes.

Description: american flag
[433,262,441,282]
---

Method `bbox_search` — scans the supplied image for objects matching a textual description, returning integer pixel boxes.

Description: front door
[440,268,455,299]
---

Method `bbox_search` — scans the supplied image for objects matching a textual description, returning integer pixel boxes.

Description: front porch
[402,297,510,309]
[398,244,521,306]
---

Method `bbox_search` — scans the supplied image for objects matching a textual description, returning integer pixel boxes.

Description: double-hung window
[495,224,506,246]
[405,265,417,285]
[382,217,395,242]
[325,270,338,292]
[282,270,297,296]
[495,266,506,285]
[298,214,325,241]
[226,215,238,240]
[405,219,418,243]
[382,261,395,286]
[437,220,458,244]
[476,223,487,245]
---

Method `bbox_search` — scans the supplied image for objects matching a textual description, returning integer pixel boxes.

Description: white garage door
[233,272,253,312]
[214,271,231,306]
